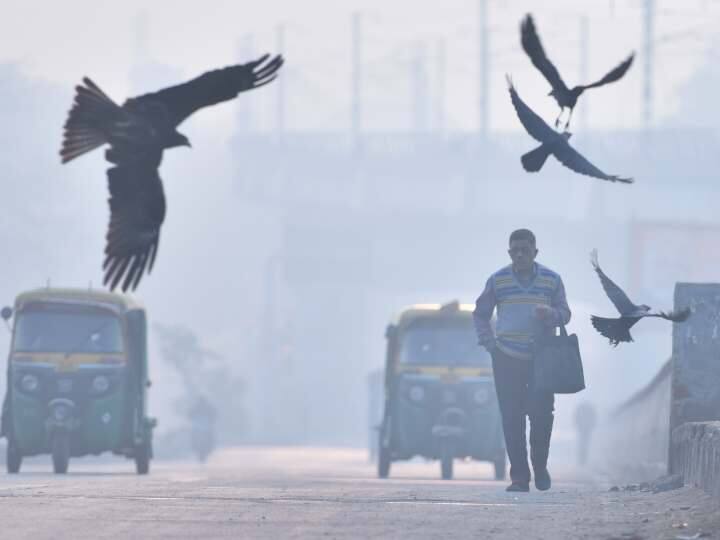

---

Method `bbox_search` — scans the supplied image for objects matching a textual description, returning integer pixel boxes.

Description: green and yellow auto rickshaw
[378,301,505,480]
[1,288,155,474]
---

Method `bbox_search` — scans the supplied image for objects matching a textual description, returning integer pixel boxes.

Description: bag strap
[558,326,568,337]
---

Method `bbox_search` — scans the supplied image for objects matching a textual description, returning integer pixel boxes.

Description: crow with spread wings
[507,76,632,183]
[590,249,691,346]
[521,14,634,130]
[60,54,283,292]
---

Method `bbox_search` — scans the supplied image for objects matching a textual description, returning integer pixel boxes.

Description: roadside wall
[671,422,720,498]
[668,284,720,498]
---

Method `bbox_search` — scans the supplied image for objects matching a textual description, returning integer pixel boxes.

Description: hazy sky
[0,0,718,444]
[1,0,718,135]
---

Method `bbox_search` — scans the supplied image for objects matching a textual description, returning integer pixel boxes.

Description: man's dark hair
[509,228,536,246]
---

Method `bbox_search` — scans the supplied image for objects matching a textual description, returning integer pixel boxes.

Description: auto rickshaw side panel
[123,309,153,449]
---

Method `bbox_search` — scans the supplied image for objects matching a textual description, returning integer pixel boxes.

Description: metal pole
[435,38,446,135]
[578,16,589,129]
[351,12,362,151]
[643,0,655,130]
[412,41,429,132]
[276,24,286,135]
[237,33,254,132]
[478,0,489,138]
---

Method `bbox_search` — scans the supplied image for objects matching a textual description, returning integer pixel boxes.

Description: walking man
[473,229,571,492]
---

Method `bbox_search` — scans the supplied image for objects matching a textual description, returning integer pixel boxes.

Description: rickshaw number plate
[440,373,460,383]
[57,358,78,372]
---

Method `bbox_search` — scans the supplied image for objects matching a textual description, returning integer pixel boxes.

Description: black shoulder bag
[533,326,585,394]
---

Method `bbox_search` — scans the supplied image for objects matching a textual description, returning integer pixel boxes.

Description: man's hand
[480,340,498,356]
[534,304,554,321]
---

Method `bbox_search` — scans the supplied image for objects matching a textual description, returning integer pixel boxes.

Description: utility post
[478,0,489,139]
[412,41,429,133]
[237,33,255,132]
[642,0,655,130]
[468,0,490,214]
[434,38,446,136]
[578,16,589,130]
[275,24,286,136]
[351,12,362,155]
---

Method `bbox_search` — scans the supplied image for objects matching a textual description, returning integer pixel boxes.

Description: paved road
[0,447,718,539]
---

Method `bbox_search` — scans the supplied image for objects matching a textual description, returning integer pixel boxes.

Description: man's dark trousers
[492,348,554,485]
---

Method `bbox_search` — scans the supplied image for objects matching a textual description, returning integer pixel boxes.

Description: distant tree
[154,323,248,445]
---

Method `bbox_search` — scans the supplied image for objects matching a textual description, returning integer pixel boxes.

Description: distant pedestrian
[574,401,597,467]
[473,229,571,492]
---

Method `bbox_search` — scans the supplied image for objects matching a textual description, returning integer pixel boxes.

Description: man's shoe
[534,469,551,491]
[505,482,530,492]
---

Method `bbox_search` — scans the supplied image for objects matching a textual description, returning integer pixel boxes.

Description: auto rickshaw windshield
[13,309,124,354]
[398,318,490,367]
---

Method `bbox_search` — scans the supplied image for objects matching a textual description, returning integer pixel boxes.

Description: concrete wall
[670,283,720,434]
[671,422,720,498]
[668,284,720,498]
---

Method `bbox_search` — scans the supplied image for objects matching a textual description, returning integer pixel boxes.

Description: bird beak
[185,141,192,148]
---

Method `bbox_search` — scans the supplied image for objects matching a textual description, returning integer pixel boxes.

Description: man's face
[508,239,538,272]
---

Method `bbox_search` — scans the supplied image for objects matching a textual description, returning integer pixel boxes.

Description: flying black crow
[589,249,690,346]
[507,76,633,183]
[521,14,634,129]
[60,54,284,292]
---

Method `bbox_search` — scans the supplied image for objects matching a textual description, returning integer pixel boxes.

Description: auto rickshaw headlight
[53,404,69,421]
[473,388,490,405]
[21,374,39,393]
[91,375,110,393]
[409,385,425,402]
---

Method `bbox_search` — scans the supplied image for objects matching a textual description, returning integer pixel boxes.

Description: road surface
[0,447,718,539]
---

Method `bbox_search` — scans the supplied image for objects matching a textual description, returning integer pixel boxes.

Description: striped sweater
[473,263,571,360]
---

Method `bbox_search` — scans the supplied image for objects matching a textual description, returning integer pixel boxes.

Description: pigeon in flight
[60,54,284,292]
[507,77,633,183]
[521,14,634,129]
[589,249,690,346]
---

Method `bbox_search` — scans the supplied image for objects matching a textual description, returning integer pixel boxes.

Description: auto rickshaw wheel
[51,434,70,474]
[440,443,454,480]
[6,441,22,474]
[135,440,151,475]
[493,452,507,480]
[377,443,391,479]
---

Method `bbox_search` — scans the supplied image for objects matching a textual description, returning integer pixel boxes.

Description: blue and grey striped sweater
[473,263,571,360]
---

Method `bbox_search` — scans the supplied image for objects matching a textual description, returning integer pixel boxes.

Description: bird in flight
[507,77,633,183]
[589,249,690,346]
[521,14,634,130]
[60,54,284,292]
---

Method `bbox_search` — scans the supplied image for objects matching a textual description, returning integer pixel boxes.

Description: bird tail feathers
[521,145,551,172]
[61,78,122,163]
[651,307,691,323]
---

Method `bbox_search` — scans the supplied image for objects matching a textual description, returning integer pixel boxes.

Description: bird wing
[103,161,166,292]
[590,249,638,315]
[553,139,634,183]
[644,307,692,323]
[580,53,635,90]
[520,14,570,95]
[507,76,557,143]
[126,54,284,127]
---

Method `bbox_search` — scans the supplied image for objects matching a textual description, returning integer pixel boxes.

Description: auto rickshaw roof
[392,301,475,328]
[14,287,144,313]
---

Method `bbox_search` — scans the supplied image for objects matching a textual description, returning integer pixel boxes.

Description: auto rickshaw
[377,301,505,480]
[1,288,155,474]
